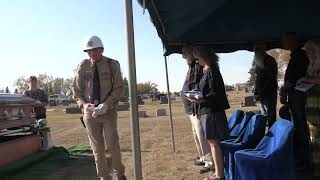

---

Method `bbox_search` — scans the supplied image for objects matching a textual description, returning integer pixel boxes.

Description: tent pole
[124,0,142,179]
[164,55,176,152]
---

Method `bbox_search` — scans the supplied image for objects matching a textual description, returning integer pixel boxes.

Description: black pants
[260,94,277,128]
[288,90,311,167]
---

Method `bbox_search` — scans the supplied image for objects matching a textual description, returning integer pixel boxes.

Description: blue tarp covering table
[234,119,295,180]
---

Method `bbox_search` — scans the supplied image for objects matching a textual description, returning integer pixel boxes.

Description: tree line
[11,75,159,98]
[8,74,246,97]
[14,74,73,97]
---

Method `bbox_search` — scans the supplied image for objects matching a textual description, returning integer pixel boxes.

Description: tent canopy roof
[138,0,320,54]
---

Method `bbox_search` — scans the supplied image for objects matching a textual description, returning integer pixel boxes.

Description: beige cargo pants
[84,110,125,179]
[189,114,212,163]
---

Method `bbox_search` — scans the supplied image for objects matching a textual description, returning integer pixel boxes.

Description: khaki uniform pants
[189,114,212,163]
[84,111,125,179]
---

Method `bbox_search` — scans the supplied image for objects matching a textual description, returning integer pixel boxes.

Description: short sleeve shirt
[24,89,48,119]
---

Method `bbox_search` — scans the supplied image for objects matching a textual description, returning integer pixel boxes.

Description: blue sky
[0,0,253,92]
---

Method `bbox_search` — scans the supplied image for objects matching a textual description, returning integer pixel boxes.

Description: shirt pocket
[83,71,92,89]
[100,70,112,84]
[84,71,92,80]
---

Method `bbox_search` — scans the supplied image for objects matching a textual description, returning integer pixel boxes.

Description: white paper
[181,90,204,99]
[294,83,315,92]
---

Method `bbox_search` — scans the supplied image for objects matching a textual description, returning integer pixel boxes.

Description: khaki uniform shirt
[72,56,124,110]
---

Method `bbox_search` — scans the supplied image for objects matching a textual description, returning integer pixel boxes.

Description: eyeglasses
[86,48,101,54]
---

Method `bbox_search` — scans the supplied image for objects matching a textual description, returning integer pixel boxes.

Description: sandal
[203,176,225,180]
[203,176,215,180]
[213,176,225,180]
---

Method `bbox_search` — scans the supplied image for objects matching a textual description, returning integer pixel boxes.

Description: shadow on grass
[68,145,151,154]
[0,146,97,180]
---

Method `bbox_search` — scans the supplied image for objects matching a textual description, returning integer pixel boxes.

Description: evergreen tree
[247,61,256,86]
[5,86,10,93]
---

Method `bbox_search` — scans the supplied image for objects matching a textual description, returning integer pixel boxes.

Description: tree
[15,76,28,93]
[63,78,74,97]
[137,81,158,95]
[37,74,54,95]
[267,49,290,81]
[5,86,10,93]
[14,88,19,94]
[247,61,256,87]
[52,77,64,94]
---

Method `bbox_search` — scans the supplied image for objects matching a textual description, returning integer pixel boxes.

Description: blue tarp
[234,119,295,180]
[138,0,320,54]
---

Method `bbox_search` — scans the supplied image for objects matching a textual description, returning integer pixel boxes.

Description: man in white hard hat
[73,35,126,180]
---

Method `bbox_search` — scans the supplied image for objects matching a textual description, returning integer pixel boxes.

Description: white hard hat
[83,35,104,52]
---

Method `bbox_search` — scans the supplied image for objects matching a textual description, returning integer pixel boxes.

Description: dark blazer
[181,61,203,114]
[284,48,309,86]
[197,65,230,115]
[254,54,278,100]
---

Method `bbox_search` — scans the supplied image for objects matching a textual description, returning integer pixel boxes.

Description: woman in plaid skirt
[297,39,320,170]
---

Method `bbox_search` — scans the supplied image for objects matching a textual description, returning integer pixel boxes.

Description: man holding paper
[282,32,310,171]
[181,46,213,174]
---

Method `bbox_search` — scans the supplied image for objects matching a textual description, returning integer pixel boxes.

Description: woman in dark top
[23,76,48,119]
[188,46,229,180]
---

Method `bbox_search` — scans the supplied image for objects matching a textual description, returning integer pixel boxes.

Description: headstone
[120,96,129,102]
[138,111,147,118]
[149,94,155,99]
[65,107,82,114]
[49,100,57,106]
[244,87,249,93]
[116,103,129,111]
[142,96,148,100]
[137,96,144,105]
[62,100,70,106]
[156,109,167,116]
[160,96,168,104]
[156,93,166,100]
[244,96,256,106]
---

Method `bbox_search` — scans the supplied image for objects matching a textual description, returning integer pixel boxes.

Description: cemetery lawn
[46,90,262,180]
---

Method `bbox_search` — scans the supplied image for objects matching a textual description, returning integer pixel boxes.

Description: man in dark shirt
[181,46,212,174]
[23,76,48,119]
[282,32,310,170]
[253,46,278,128]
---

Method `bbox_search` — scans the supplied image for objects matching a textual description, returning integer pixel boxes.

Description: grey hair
[305,39,320,77]
[182,46,195,59]
[304,39,320,58]
[192,46,219,67]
